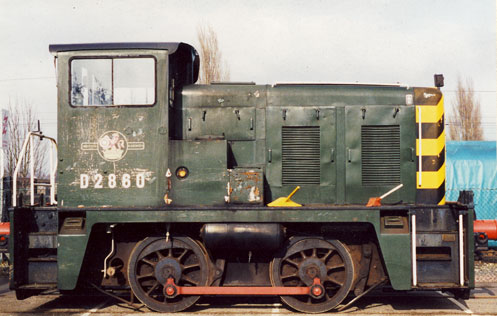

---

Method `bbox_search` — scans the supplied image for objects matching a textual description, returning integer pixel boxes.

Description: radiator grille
[361,125,400,186]
[282,126,320,185]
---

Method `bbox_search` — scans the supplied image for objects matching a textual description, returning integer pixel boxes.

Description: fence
[447,188,497,285]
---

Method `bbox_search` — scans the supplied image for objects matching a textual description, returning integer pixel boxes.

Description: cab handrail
[12,132,57,207]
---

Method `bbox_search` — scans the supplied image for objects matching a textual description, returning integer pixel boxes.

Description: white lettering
[136,173,145,188]
[80,174,89,189]
[108,174,116,188]
[79,172,146,189]
[94,174,103,188]
[122,173,131,188]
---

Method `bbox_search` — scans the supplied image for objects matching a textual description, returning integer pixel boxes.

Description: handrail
[411,213,417,286]
[13,132,57,207]
[418,106,422,186]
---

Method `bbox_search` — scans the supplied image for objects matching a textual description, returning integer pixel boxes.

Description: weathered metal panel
[228,168,264,204]
[56,50,169,208]
[416,233,459,283]
[10,207,59,290]
[416,208,458,231]
[178,84,264,141]
[168,140,228,205]
[28,261,57,284]
[28,234,57,248]
[183,106,256,140]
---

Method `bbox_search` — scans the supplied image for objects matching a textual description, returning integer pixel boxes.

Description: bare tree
[197,24,230,84]
[5,99,47,184]
[448,77,484,140]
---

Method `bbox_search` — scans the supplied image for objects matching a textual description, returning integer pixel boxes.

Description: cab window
[71,57,155,106]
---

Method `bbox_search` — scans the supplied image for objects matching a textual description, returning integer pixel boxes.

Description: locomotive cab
[50,43,198,207]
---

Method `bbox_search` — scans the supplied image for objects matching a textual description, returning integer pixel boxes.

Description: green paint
[29,44,467,294]
[58,234,90,290]
[377,234,412,290]
[57,207,412,290]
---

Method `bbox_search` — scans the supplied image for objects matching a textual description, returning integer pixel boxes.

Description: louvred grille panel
[282,126,320,185]
[362,125,400,186]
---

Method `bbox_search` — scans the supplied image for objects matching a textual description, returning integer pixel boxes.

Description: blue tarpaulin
[446,141,497,246]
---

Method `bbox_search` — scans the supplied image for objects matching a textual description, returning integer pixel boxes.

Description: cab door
[56,49,169,207]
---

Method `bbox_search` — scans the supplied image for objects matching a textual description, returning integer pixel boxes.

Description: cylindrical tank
[474,220,497,240]
[201,223,285,250]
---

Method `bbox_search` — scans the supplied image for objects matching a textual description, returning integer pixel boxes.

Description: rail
[13,132,57,207]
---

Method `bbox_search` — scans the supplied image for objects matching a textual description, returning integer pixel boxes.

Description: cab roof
[49,42,192,54]
[49,42,199,84]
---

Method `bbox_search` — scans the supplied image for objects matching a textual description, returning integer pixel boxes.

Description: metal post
[49,139,57,205]
[412,213,417,286]
[30,134,34,206]
[50,144,55,204]
[459,214,464,286]
[13,132,32,207]
[418,106,422,186]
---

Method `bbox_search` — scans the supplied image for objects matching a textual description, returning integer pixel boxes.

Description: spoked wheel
[127,236,210,312]
[271,238,355,313]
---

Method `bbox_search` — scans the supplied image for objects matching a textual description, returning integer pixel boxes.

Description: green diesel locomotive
[9,42,474,313]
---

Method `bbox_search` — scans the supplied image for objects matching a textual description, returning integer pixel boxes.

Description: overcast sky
[0,0,495,139]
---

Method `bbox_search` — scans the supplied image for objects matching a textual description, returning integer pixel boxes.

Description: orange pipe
[474,220,497,240]
[0,222,9,235]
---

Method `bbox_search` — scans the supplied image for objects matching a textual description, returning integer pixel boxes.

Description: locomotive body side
[176,83,418,206]
[8,43,473,313]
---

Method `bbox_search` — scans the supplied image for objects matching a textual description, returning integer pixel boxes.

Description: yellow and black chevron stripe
[414,88,445,205]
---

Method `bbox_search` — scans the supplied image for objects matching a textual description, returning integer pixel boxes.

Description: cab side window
[71,57,155,106]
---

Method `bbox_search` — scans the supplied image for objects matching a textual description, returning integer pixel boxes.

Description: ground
[0,276,496,315]
[475,260,497,285]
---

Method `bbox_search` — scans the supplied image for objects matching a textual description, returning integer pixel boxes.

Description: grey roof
[49,42,190,54]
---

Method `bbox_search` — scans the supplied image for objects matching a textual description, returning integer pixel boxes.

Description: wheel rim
[128,236,209,312]
[271,238,355,313]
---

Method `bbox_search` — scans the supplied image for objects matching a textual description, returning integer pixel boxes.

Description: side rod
[164,277,323,297]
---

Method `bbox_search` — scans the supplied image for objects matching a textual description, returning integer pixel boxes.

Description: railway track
[0,281,496,316]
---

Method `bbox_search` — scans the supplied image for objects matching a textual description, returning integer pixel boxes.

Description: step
[18,283,57,290]
[28,232,57,249]
[28,257,57,262]
[28,260,57,284]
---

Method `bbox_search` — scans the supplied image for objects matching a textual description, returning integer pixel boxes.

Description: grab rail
[13,132,57,207]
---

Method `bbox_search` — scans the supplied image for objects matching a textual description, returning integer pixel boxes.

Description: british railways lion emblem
[81,130,145,161]
[98,131,128,161]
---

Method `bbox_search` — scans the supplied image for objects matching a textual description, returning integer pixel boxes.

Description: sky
[0,0,495,139]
